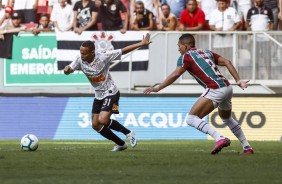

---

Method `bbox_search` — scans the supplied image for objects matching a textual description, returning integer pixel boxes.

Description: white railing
[110,31,282,92]
[1,31,282,94]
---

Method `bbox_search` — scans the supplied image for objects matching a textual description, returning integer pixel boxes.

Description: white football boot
[126,131,137,148]
[111,143,128,152]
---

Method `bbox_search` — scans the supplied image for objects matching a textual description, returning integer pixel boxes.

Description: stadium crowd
[0,0,281,37]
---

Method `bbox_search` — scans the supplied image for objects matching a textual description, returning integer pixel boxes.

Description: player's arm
[144,66,186,94]
[64,65,74,75]
[217,56,249,89]
[121,33,151,55]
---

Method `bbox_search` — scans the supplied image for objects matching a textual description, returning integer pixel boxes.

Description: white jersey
[209,7,241,31]
[69,49,122,100]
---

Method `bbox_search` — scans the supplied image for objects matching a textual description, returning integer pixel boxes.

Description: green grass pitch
[0,140,282,184]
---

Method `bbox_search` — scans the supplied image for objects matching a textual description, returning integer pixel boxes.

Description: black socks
[98,126,125,146]
[107,119,130,135]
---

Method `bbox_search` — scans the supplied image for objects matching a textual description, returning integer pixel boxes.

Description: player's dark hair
[81,40,95,51]
[179,34,195,47]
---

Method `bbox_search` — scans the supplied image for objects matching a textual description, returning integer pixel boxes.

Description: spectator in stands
[131,1,156,30]
[161,0,187,20]
[73,0,99,34]
[178,0,206,31]
[264,0,279,30]
[94,0,128,33]
[30,13,54,35]
[246,0,274,36]
[246,0,274,79]
[11,0,39,23]
[209,0,241,58]
[50,0,73,32]
[209,0,241,31]
[0,5,13,26]
[158,3,177,30]
[48,0,74,12]
[131,0,159,20]
[0,11,26,40]
[197,0,217,29]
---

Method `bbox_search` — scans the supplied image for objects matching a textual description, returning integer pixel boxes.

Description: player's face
[80,46,95,63]
[177,41,189,55]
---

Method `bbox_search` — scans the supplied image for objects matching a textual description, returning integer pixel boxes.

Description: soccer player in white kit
[64,33,151,151]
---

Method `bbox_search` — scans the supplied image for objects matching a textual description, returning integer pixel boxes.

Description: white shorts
[201,85,233,110]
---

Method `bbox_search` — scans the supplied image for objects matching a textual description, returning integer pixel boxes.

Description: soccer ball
[20,134,39,151]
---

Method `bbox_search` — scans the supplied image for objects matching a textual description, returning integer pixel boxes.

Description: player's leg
[92,113,127,150]
[218,93,253,154]
[91,99,127,151]
[101,91,137,147]
[187,87,231,154]
[107,118,137,148]
[187,96,226,142]
[100,91,130,134]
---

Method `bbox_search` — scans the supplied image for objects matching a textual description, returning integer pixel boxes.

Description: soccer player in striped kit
[144,33,253,155]
[64,33,151,151]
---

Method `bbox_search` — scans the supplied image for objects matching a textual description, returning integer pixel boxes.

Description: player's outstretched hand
[237,80,250,90]
[64,65,73,75]
[143,87,159,94]
[141,33,152,46]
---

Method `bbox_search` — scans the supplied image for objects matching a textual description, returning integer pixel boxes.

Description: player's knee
[186,115,198,127]
[98,116,109,125]
[91,121,100,130]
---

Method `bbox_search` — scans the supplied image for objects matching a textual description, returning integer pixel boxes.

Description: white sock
[222,117,251,149]
[187,115,223,141]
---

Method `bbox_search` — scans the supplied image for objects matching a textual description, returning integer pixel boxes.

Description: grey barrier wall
[1,31,282,94]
